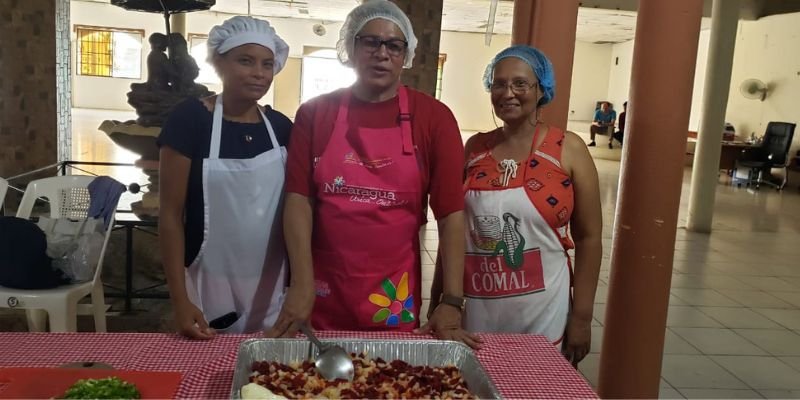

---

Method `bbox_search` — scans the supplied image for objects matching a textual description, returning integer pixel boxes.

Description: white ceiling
[85,0,711,43]
[208,0,650,43]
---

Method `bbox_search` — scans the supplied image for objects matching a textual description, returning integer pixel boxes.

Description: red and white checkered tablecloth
[0,331,597,399]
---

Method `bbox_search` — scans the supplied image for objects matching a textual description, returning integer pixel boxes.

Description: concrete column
[390,0,443,96]
[686,0,741,233]
[511,0,579,129]
[598,0,703,398]
[172,12,188,38]
[0,0,59,178]
[55,0,72,163]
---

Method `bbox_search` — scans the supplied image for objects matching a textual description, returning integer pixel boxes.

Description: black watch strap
[439,294,466,311]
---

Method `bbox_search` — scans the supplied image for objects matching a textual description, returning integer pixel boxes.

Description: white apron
[463,129,572,344]
[185,95,288,333]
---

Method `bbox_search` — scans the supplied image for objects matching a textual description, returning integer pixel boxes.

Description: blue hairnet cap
[483,45,555,106]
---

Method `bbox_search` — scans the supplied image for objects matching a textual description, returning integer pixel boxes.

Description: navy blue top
[157,97,292,266]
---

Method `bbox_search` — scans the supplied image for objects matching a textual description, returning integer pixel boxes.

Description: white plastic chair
[0,178,8,209]
[0,175,116,332]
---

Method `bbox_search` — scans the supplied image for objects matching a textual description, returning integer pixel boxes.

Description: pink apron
[311,86,423,331]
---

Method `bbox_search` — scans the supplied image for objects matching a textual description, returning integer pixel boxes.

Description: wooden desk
[719,141,756,171]
[685,140,757,170]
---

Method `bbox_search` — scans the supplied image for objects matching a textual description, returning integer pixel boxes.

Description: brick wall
[390,0,443,97]
[0,0,58,178]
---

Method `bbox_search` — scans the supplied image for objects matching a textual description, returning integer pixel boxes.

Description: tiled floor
[559,129,800,398]
[453,124,800,398]
[8,109,800,399]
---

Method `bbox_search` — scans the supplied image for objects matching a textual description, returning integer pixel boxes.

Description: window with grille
[76,26,143,79]
[435,54,447,100]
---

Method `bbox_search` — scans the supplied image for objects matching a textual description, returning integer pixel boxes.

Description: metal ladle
[299,323,354,382]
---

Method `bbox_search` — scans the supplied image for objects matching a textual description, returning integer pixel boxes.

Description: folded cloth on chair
[88,176,126,228]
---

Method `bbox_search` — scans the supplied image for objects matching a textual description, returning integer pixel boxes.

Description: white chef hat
[337,0,417,69]
[207,16,290,74]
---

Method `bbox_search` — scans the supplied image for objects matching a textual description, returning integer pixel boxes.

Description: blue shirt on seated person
[594,107,616,126]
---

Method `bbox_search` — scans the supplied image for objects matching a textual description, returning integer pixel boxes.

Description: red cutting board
[0,367,182,399]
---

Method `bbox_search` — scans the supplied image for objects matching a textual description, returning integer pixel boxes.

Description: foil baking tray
[230,338,502,399]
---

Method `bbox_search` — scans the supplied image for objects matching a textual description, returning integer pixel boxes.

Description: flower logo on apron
[368,272,414,326]
[334,176,345,187]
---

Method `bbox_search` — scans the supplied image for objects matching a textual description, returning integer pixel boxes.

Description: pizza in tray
[245,352,477,399]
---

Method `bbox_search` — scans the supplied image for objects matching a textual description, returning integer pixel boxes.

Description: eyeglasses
[490,79,538,95]
[355,35,408,57]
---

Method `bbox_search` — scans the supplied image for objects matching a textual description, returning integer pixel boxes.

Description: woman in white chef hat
[158,16,292,339]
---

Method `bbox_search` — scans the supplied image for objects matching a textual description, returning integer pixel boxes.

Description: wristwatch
[438,293,466,312]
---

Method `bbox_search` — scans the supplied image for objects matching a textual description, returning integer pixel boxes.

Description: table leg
[125,225,133,313]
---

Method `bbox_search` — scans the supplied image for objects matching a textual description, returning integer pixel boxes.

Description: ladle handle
[300,323,326,350]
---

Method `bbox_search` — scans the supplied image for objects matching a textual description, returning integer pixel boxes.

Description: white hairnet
[207,16,290,74]
[337,0,417,69]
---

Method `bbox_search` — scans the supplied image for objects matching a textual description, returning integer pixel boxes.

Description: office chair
[734,122,796,190]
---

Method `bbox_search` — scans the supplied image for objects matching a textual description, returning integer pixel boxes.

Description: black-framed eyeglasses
[355,35,408,57]
[490,79,539,95]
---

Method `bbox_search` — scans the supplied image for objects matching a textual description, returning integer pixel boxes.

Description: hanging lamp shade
[111,0,215,35]
[110,0,215,14]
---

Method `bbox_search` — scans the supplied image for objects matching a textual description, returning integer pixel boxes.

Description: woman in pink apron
[266,0,478,348]
[439,46,603,364]
[159,17,291,338]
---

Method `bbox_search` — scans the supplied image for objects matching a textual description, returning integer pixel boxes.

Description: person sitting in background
[589,101,616,148]
[613,101,627,146]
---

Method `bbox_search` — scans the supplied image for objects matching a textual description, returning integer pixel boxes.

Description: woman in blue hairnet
[433,45,602,365]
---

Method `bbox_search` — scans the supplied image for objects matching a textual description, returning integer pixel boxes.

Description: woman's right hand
[264,284,315,338]
[174,300,216,340]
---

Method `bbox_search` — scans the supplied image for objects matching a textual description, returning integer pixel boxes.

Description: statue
[127,32,213,127]
[145,33,173,92]
[168,33,201,93]
[101,31,214,219]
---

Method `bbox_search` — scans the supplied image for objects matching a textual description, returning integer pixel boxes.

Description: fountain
[99,0,216,219]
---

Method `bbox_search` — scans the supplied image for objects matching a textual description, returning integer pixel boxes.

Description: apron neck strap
[397,86,413,155]
[259,107,280,154]
[335,90,352,123]
[210,95,224,159]
[336,86,414,155]
[528,123,544,155]
[210,94,280,160]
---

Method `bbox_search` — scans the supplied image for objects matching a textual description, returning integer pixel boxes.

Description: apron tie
[499,159,519,187]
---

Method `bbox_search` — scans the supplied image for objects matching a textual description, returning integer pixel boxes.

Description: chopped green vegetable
[62,377,141,399]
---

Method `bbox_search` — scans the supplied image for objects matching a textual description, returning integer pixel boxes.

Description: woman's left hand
[563,315,592,367]
[415,305,483,349]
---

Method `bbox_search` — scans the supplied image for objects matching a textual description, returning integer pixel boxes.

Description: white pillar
[686,0,740,233]
[172,13,187,37]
